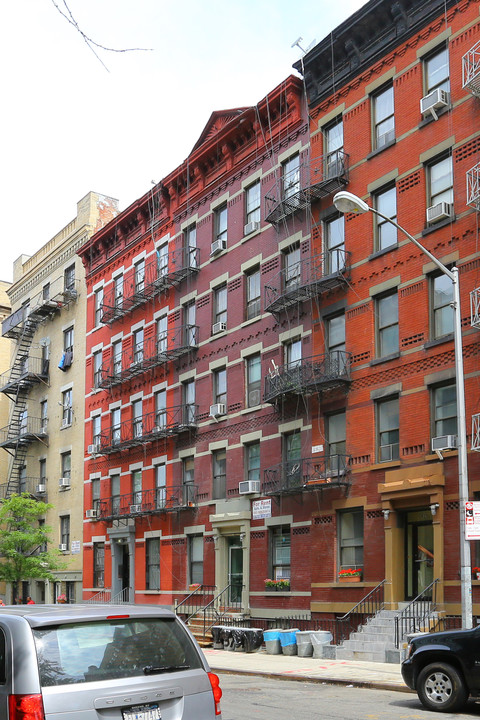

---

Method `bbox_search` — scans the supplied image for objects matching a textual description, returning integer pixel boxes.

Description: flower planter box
[339,575,361,583]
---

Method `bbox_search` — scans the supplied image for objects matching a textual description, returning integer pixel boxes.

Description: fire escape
[0,278,77,497]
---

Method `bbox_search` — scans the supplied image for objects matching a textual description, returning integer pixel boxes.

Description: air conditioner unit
[36,484,46,494]
[58,544,67,551]
[61,417,70,428]
[210,239,227,256]
[244,221,260,236]
[129,504,142,513]
[87,443,100,455]
[212,321,227,335]
[58,477,71,488]
[209,403,226,418]
[85,509,97,519]
[432,435,457,452]
[239,480,261,495]
[426,201,453,224]
[420,88,450,118]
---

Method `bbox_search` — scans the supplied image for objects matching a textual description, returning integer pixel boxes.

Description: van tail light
[208,672,222,716]
[8,694,45,720]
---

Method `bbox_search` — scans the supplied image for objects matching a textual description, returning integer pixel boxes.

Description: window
[93,350,102,388]
[326,314,345,354]
[156,315,168,355]
[325,118,343,177]
[64,326,74,355]
[271,527,291,581]
[40,400,48,433]
[282,154,300,199]
[19,466,26,493]
[215,204,228,245]
[111,407,121,446]
[189,536,204,585]
[61,389,72,426]
[338,508,364,571]
[213,285,227,327]
[213,449,226,499]
[184,301,197,347]
[377,291,399,357]
[284,245,301,290]
[64,265,75,293]
[246,442,260,483]
[214,368,227,406]
[112,340,122,378]
[183,379,196,425]
[246,267,260,320]
[114,275,124,309]
[373,85,395,149]
[284,432,301,487]
[60,515,70,550]
[134,259,145,294]
[185,224,198,268]
[428,155,453,208]
[92,415,101,449]
[325,216,345,274]
[183,456,195,505]
[133,328,144,364]
[245,181,261,226]
[246,354,261,407]
[374,186,397,251]
[377,397,399,462]
[157,243,168,277]
[285,338,301,369]
[155,390,167,430]
[61,452,71,481]
[327,411,346,473]
[43,283,50,301]
[91,478,100,514]
[111,474,120,515]
[39,458,46,484]
[132,399,143,438]
[155,464,166,509]
[94,287,104,326]
[424,46,450,94]
[93,543,105,587]
[432,383,457,437]
[432,274,454,339]
[132,469,142,506]
[146,538,160,590]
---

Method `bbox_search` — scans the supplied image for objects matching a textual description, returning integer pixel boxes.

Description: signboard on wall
[465,501,480,540]
[253,499,271,520]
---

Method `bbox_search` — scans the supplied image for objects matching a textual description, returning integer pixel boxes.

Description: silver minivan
[0,604,222,719]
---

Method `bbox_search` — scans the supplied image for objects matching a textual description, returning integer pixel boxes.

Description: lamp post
[333,190,472,628]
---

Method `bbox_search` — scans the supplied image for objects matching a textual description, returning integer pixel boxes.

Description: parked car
[401,625,480,712]
[0,603,222,719]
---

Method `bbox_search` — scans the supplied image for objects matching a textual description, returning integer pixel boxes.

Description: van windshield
[33,617,202,685]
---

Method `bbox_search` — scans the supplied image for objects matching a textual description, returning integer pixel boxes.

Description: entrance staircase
[175,584,244,647]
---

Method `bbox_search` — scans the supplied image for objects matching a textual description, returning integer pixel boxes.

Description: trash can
[279,629,299,656]
[242,628,263,653]
[296,631,313,657]
[310,630,333,658]
[263,629,282,655]
[211,625,224,649]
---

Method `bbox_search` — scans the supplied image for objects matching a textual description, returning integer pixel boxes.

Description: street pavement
[204,647,411,693]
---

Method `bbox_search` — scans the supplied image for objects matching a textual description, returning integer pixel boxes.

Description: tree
[0,494,67,602]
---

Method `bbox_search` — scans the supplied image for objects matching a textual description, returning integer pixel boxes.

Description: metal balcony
[471,287,480,330]
[101,247,199,324]
[467,164,480,211]
[264,251,350,317]
[97,484,197,521]
[0,417,48,449]
[265,151,349,225]
[263,455,351,496]
[0,357,49,398]
[264,351,351,404]
[98,325,198,388]
[463,40,480,97]
[99,405,198,454]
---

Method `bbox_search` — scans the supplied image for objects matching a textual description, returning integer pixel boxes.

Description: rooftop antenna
[291,36,316,56]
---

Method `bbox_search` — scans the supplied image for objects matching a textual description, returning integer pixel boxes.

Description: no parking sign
[465,501,480,540]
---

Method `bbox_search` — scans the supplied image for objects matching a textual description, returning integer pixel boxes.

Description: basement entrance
[405,509,434,600]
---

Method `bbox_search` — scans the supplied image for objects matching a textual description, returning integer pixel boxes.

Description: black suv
[402,625,480,712]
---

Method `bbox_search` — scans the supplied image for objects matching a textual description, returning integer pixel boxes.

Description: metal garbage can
[279,629,299,656]
[296,631,313,657]
[310,630,333,658]
[263,629,282,655]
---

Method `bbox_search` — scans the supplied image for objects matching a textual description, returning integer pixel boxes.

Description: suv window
[33,617,202,685]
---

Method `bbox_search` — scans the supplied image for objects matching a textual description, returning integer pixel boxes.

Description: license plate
[122,703,161,720]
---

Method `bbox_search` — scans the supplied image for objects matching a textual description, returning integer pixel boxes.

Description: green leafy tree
[0,494,66,601]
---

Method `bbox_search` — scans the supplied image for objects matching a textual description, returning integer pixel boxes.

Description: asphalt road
[218,673,480,720]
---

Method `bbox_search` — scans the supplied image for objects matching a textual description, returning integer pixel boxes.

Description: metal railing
[263,455,351,496]
[97,484,197,520]
[463,39,480,97]
[175,585,216,623]
[0,417,48,447]
[85,587,132,604]
[335,580,386,646]
[2,276,78,338]
[264,351,351,403]
[394,578,440,648]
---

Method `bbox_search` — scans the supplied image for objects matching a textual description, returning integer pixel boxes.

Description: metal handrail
[199,584,242,639]
[175,584,216,623]
[394,578,440,648]
[335,579,386,645]
[85,587,132,604]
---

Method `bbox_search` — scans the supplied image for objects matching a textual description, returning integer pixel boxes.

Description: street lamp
[333,190,472,628]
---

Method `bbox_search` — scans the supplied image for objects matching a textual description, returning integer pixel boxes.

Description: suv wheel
[417,662,468,712]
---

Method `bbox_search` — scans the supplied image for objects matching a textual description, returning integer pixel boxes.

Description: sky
[0,0,367,283]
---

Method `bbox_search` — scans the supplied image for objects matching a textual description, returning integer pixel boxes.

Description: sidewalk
[204,647,411,693]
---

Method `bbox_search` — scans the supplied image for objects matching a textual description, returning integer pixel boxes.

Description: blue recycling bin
[263,629,282,655]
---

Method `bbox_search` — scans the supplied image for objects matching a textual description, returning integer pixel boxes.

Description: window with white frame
[214,368,227,406]
[215,204,228,245]
[40,400,48,433]
[183,379,196,425]
[132,399,143,438]
[185,224,197,268]
[134,259,145,294]
[93,543,105,587]
[94,288,103,326]
[146,538,160,590]
[245,181,261,226]
[156,315,168,355]
[246,442,260,483]
[284,245,301,290]
[112,340,122,377]
[155,464,166,509]
[324,117,343,177]
[114,275,124,309]
[61,452,71,482]
[338,508,363,573]
[155,390,167,430]
[64,265,75,293]
[432,273,454,339]
[372,85,395,150]
[132,469,142,506]
[282,154,300,199]
[271,526,291,581]
[157,243,168,277]
[64,326,74,355]
[284,432,301,486]
[432,383,457,438]
[93,350,102,388]
[183,456,195,505]
[133,328,144,364]
[212,449,226,499]
[62,389,73,426]
[376,291,399,357]
[189,535,204,585]
[92,415,101,449]
[60,515,70,550]
[246,267,260,320]
[91,477,100,514]
[213,285,227,328]
[111,474,120,515]
[427,155,453,209]
[377,397,399,462]
[374,186,397,251]
[111,408,121,446]
[327,411,346,473]
[184,301,197,347]
[325,215,345,274]
[246,354,261,407]
[285,338,301,369]
[424,45,450,94]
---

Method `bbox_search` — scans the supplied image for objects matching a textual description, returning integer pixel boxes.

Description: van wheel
[417,662,468,712]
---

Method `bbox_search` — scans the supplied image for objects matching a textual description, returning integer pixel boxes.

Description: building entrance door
[228,536,243,604]
[405,510,434,600]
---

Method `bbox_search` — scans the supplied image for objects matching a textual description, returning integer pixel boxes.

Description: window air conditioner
[130,504,142,513]
[244,221,260,236]
[58,543,67,551]
[210,239,227,256]
[420,88,450,118]
[426,201,453,224]
[212,321,227,335]
[239,480,261,495]
[85,509,97,519]
[58,477,71,488]
[36,484,46,494]
[431,435,457,452]
[209,403,226,418]
[87,443,100,455]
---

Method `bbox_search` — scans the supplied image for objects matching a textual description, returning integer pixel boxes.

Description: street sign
[465,501,480,540]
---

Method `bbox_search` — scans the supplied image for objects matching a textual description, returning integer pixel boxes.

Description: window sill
[369,460,401,471]
[418,106,450,128]
[421,215,456,236]
[370,352,400,367]
[368,244,399,261]
[61,423,73,430]
[366,138,396,160]
[333,581,366,587]
[424,333,453,350]
[241,315,262,329]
